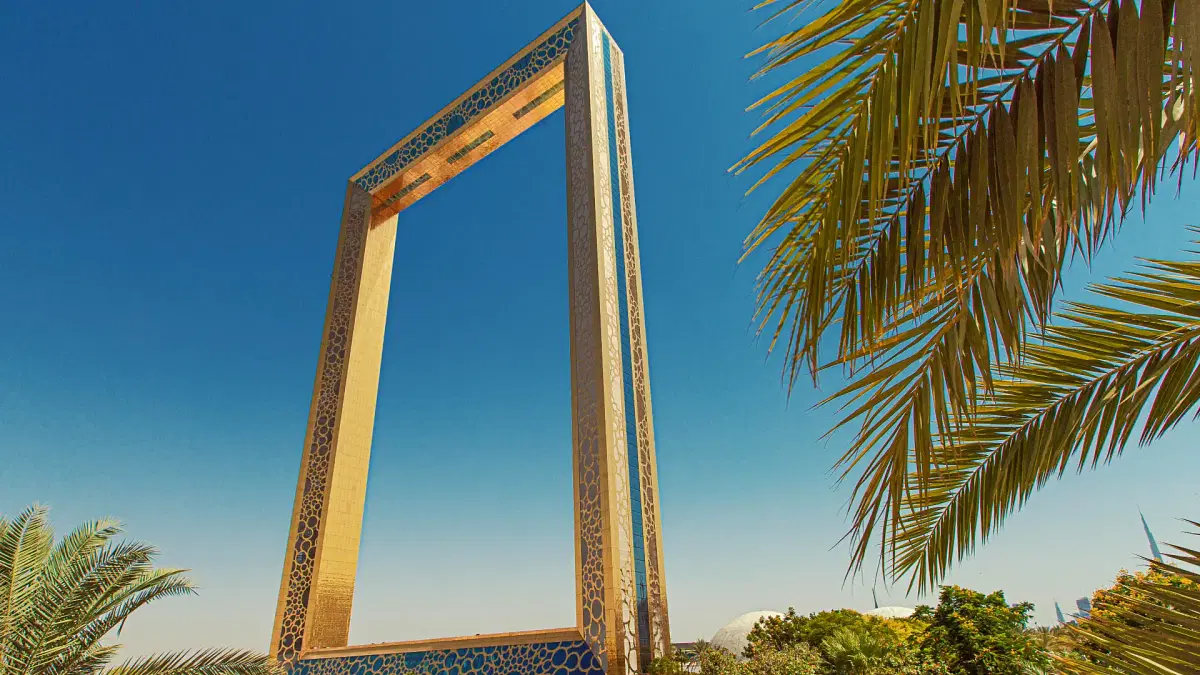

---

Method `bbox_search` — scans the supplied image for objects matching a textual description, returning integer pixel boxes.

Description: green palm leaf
[0,505,279,675]
[1057,521,1200,674]
[1,505,56,667]
[738,0,1200,586]
[107,650,277,675]
[822,626,896,674]
[888,242,1200,590]
[18,518,124,674]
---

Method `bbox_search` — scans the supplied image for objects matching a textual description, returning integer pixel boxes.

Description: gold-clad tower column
[270,184,398,664]
[566,5,670,674]
[608,32,672,667]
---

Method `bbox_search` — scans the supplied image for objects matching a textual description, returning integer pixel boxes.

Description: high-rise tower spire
[1141,509,1164,563]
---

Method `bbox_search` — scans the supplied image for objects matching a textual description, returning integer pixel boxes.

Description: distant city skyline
[2,0,1199,659]
[1054,512,1168,625]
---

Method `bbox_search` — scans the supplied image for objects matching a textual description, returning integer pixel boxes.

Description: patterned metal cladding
[609,42,670,661]
[272,184,396,664]
[354,20,579,194]
[271,5,668,674]
[565,26,609,673]
[569,10,639,674]
[599,31,650,670]
[294,641,604,675]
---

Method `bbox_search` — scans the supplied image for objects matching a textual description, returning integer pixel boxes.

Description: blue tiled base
[291,640,606,675]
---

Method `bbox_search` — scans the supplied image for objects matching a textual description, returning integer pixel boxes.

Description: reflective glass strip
[446,130,495,164]
[382,173,432,207]
[513,80,566,119]
[602,31,651,658]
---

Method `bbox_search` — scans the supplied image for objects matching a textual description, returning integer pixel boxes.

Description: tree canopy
[0,504,277,675]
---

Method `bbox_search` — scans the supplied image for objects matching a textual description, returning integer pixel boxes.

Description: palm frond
[55,645,122,675]
[71,541,161,618]
[21,535,159,669]
[46,568,196,675]
[738,0,1200,586]
[0,505,55,669]
[87,566,194,627]
[0,506,254,675]
[105,650,280,675]
[1057,523,1200,674]
[41,551,195,675]
[885,242,1200,591]
[17,518,125,674]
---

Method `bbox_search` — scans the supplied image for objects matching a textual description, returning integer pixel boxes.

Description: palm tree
[734,0,1200,593]
[1027,626,1071,655]
[0,504,278,675]
[1022,626,1072,673]
[821,626,896,674]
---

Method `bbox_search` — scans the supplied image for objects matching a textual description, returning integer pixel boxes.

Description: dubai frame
[270,5,670,675]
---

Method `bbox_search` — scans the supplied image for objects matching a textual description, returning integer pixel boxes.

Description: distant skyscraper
[1076,597,1092,619]
[1051,512,1164,626]
[1141,509,1164,562]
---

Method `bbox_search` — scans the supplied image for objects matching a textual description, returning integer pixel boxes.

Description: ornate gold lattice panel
[270,5,669,674]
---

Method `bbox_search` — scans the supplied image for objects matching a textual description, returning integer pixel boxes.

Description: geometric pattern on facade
[291,634,604,675]
[352,22,578,197]
[269,5,669,674]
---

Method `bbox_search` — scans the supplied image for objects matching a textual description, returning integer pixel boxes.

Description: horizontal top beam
[350,4,588,222]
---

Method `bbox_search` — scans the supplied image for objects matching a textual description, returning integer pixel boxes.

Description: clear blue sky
[2,0,1198,658]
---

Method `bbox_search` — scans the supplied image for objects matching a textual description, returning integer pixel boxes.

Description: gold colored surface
[367,64,566,224]
[564,8,642,674]
[307,210,397,649]
[587,14,640,675]
[272,4,669,670]
[351,7,581,191]
[565,10,609,672]
[302,629,585,659]
[610,46,671,661]
[271,185,397,662]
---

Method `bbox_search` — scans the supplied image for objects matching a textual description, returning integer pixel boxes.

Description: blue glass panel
[602,31,651,661]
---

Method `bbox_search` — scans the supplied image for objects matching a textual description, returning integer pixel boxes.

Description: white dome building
[865,606,915,619]
[702,606,916,662]
[709,610,784,661]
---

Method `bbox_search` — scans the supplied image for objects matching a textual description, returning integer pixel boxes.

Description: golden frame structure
[270,5,669,675]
